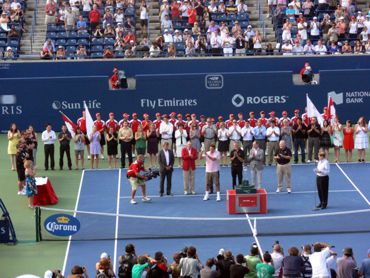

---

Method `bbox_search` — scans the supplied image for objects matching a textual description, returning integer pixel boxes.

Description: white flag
[306,94,324,126]
[84,101,94,136]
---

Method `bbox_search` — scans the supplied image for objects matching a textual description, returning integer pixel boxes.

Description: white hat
[288,2,294,6]
[44,270,53,278]
[100,252,109,259]
[164,29,169,32]
[184,28,189,32]
[247,25,252,28]
[313,16,317,19]
[218,248,225,256]
[6,46,12,51]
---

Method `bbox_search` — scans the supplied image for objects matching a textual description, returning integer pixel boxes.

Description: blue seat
[91,38,104,45]
[7,40,19,47]
[0,40,6,47]
[104,37,115,45]
[57,32,67,39]
[66,45,76,52]
[67,31,78,38]
[47,24,58,32]
[77,38,89,46]
[91,45,103,52]
[174,42,185,51]
[240,21,249,28]
[66,39,77,46]
[57,25,66,32]
[66,52,76,59]
[237,13,249,21]
[56,39,66,46]
[0,32,8,39]
[47,32,57,39]
[114,51,124,58]
[125,7,135,16]
[90,52,103,58]
[219,13,227,21]
[78,32,90,38]
[227,14,237,21]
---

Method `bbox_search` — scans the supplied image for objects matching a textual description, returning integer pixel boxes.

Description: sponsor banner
[0,70,369,132]
[44,214,80,237]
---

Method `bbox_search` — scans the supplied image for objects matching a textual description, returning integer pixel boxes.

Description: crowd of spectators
[0,0,26,60]
[273,0,370,55]
[38,242,370,278]
[41,0,145,59]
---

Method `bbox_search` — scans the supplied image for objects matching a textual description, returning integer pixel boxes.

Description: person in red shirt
[187,4,197,27]
[169,112,177,127]
[89,4,101,31]
[153,112,162,131]
[124,31,136,44]
[258,111,268,127]
[130,113,141,135]
[77,111,90,158]
[182,140,198,194]
[110,68,120,90]
[185,113,192,127]
[268,111,279,126]
[216,116,224,130]
[175,114,185,129]
[198,115,207,143]
[225,114,235,128]
[291,109,301,126]
[248,111,257,127]
[302,107,310,127]
[279,111,291,126]
[126,154,151,204]
[106,112,120,132]
[94,112,106,159]
[188,114,199,129]
[171,0,180,19]
[141,113,152,133]
[321,107,329,122]
[119,113,130,127]
[237,112,245,128]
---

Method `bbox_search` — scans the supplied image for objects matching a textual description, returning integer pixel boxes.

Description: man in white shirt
[315,151,330,209]
[292,39,304,55]
[228,120,242,151]
[241,120,254,157]
[314,39,327,55]
[159,114,174,149]
[41,123,57,170]
[266,120,280,166]
[161,15,173,31]
[201,144,221,201]
[163,29,174,43]
[310,243,334,278]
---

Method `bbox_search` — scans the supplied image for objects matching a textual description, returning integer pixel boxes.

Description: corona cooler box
[227,189,267,214]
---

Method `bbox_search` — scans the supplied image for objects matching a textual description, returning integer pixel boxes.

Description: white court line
[119,189,357,199]
[246,214,264,258]
[113,169,122,273]
[336,163,370,207]
[62,170,85,276]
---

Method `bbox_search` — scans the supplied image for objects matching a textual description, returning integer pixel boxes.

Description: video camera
[142,168,160,181]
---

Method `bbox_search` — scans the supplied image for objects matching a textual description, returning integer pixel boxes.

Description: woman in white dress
[175,124,188,167]
[354,116,368,162]
[332,117,343,163]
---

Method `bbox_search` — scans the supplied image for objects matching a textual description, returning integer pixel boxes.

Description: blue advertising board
[44,214,80,237]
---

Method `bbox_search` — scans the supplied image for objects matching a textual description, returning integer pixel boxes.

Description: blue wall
[0,56,369,131]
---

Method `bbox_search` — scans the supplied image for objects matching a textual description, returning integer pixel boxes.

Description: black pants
[293,138,306,163]
[120,141,132,168]
[60,144,72,169]
[231,166,243,189]
[317,175,329,208]
[44,144,55,170]
[159,170,172,195]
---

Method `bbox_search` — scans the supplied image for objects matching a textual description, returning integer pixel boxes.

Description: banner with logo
[0,69,369,132]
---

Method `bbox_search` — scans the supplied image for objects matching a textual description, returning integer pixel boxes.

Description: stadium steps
[136,0,161,42]
[20,0,47,56]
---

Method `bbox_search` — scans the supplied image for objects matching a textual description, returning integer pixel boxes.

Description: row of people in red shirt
[75,107,330,136]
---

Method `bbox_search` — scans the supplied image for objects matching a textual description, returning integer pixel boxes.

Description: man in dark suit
[158,141,175,196]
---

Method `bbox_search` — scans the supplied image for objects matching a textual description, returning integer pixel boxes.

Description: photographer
[118,244,137,278]
[309,242,335,278]
[230,254,249,278]
[147,251,170,278]
[96,253,116,278]
[179,246,203,278]
[127,154,151,204]
[337,248,357,278]
[200,258,218,278]
[110,67,120,90]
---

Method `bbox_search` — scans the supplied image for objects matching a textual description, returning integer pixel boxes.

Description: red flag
[60,111,77,137]
[327,96,336,124]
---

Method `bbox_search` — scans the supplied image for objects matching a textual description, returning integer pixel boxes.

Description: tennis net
[35,206,370,241]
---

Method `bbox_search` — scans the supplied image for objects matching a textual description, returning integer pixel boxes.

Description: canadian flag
[327,96,336,124]
[60,111,77,137]
[306,94,324,126]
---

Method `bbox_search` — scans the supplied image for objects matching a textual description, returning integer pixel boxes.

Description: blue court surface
[60,163,370,275]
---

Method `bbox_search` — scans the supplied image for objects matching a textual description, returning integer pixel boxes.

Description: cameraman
[110,67,120,90]
[309,242,335,278]
[127,154,151,204]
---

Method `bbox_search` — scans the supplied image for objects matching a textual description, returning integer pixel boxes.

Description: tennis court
[38,163,370,276]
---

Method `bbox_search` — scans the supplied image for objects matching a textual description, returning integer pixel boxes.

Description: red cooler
[227,189,267,214]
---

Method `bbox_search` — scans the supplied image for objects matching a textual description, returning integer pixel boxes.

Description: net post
[35,206,41,242]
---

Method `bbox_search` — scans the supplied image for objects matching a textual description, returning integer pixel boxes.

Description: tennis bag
[118,254,135,278]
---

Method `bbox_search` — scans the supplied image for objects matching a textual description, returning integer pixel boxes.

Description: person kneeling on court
[315,151,330,209]
[127,154,151,204]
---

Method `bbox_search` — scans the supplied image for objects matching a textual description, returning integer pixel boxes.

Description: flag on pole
[83,101,94,136]
[59,111,76,137]
[327,96,336,124]
[306,94,324,126]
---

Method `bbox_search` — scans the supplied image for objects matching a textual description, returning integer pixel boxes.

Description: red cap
[229,113,234,118]
[143,113,149,117]
[170,112,176,117]
[96,112,101,117]
[162,114,168,118]
[155,112,161,117]
[191,113,196,117]
[282,111,287,115]
[323,106,327,110]
[132,112,137,117]
[249,111,254,115]
[269,111,275,116]
[260,111,265,115]
[177,113,183,117]
[218,116,223,120]
[123,113,129,117]
[238,112,243,116]
[113,67,118,72]
[186,113,191,117]
[294,109,300,113]
[211,117,215,122]
[200,115,205,118]
[109,112,114,116]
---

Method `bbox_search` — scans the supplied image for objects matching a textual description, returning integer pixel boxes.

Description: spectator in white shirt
[298,19,308,43]
[237,0,248,13]
[228,120,242,151]
[163,29,173,43]
[161,14,173,31]
[175,125,188,167]
[41,123,57,171]
[310,17,320,39]
[292,39,304,54]
[159,115,174,148]
[282,40,293,55]
[315,151,330,209]
[304,39,315,54]
[266,120,281,165]
[173,30,183,42]
[241,121,254,157]
[314,39,327,55]
[310,243,334,278]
